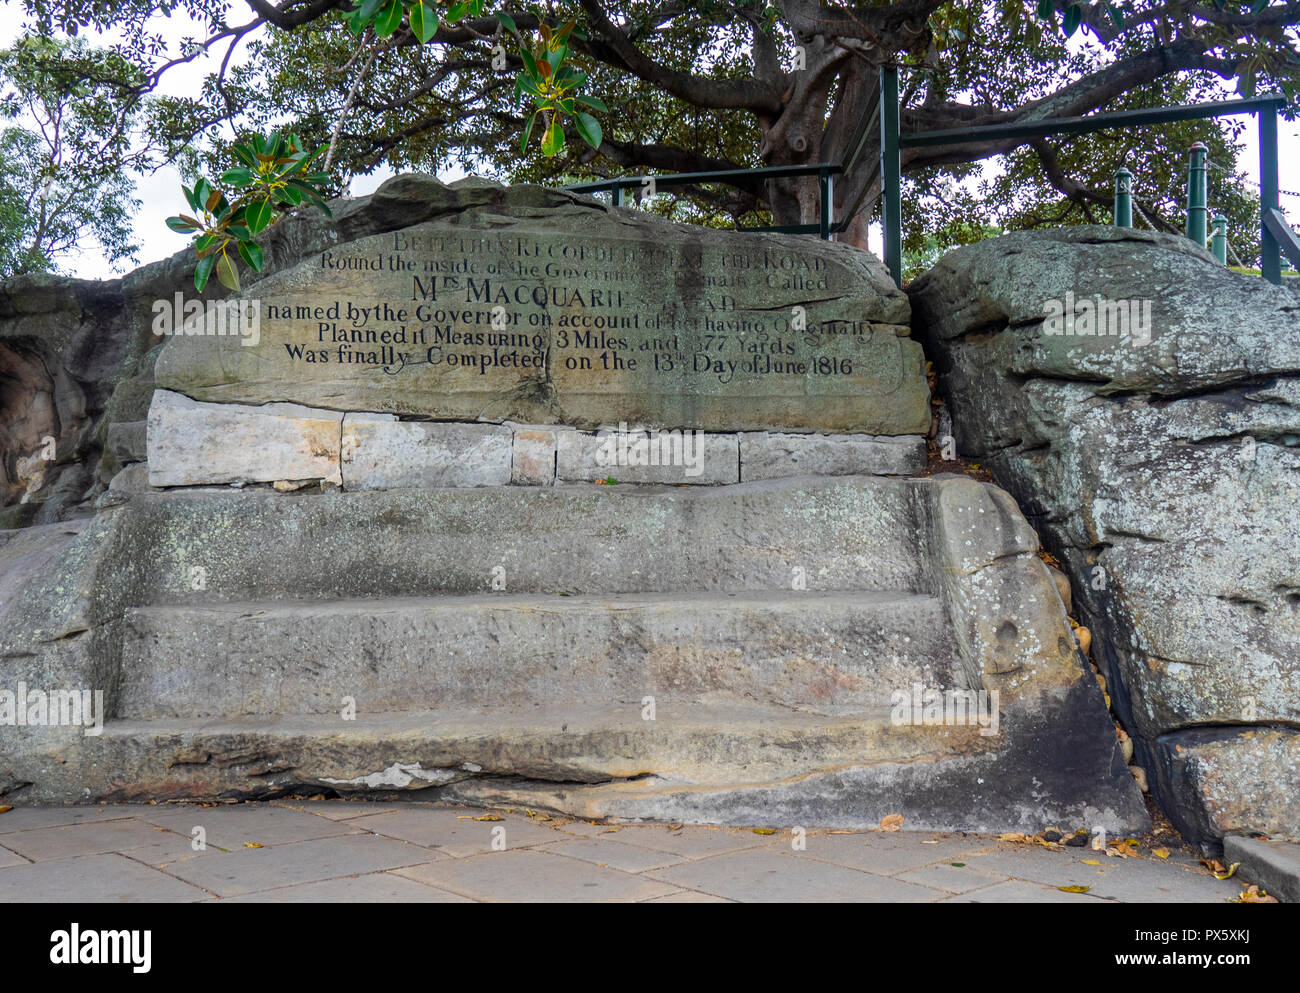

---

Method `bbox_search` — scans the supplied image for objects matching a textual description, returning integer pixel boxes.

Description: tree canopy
[8,1,1300,276]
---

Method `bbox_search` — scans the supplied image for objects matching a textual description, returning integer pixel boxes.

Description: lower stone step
[37,689,1145,833]
[118,591,957,720]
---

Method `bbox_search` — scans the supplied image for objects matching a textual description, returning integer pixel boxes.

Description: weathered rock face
[0,277,135,525]
[910,226,1300,849]
[153,176,928,435]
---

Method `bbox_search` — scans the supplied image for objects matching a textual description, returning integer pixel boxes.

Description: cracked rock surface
[910,226,1300,849]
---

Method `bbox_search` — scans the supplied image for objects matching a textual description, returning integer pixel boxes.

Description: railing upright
[879,65,903,285]
[1260,100,1282,284]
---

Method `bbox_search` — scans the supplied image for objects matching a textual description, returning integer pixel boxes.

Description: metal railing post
[1186,142,1208,246]
[879,65,902,285]
[1260,102,1282,284]
[1211,214,1229,265]
[611,183,624,207]
[1113,167,1133,227]
[819,168,834,240]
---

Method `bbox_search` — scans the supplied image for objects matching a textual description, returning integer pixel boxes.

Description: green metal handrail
[565,163,845,240]
[879,72,1291,285]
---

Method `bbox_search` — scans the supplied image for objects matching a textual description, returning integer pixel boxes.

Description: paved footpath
[0,800,1253,903]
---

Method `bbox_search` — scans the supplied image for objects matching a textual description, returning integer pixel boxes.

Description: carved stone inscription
[156,219,929,434]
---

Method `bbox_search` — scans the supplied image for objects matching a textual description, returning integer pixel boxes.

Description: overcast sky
[0,2,1295,279]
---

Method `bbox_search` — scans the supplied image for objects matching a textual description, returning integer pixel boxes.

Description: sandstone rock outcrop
[910,226,1300,849]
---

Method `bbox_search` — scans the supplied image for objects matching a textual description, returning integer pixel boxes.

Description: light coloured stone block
[341,419,511,489]
[555,427,739,484]
[510,426,557,485]
[739,432,926,480]
[147,389,343,487]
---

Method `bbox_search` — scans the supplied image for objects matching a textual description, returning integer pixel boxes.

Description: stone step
[87,700,995,802]
[111,475,937,603]
[118,591,958,720]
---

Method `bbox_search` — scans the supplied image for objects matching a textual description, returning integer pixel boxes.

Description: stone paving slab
[160,834,440,898]
[956,845,1233,903]
[647,848,947,902]
[0,801,1252,903]
[0,805,140,833]
[0,852,208,902]
[0,817,182,862]
[137,804,357,850]
[536,837,691,873]
[216,873,474,903]
[394,849,681,903]
[346,805,563,857]
[936,879,1109,903]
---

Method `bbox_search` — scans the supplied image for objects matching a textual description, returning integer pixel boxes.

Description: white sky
[0,2,1295,277]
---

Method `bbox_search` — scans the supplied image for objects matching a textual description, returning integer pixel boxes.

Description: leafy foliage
[165,131,331,292]
[0,35,144,277]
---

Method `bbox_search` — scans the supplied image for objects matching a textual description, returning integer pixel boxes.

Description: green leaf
[194,178,214,211]
[1239,65,1257,98]
[166,216,199,233]
[1252,0,1269,12]
[1106,2,1124,29]
[231,145,257,168]
[194,252,216,293]
[496,11,517,32]
[359,0,384,20]
[246,198,274,234]
[518,47,539,80]
[220,167,255,187]
[520,111,538,153]
[348,8,366,34]
[410,1,438,42]
[1063,3,1082,36]
[238,240,264,272]
[447,1,467,23]
[574,111,602,149]
[375,0,402,37]
[1036,0,1054,19]
[541,116,564,156]
[576,94,608,112]
[216,249,240,292]
[279,185,304,205]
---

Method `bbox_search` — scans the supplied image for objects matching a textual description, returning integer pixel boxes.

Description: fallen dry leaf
[879,813,904,832]
[1152,848,1170,859]
[1058,884,1091,893]
[1082,859,1101,866]
[0,805,11,815]
[457,814,503,821]
[1234,884,1278,904]
[243,842,264,849]
[1214,862,1241,880]
[752,828,775,835]
[998,832,1031,843]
